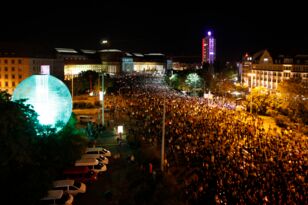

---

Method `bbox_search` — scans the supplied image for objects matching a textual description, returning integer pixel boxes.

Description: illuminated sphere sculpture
[12,75,72,132]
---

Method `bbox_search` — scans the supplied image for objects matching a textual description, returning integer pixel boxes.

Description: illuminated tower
[202,31,216,65]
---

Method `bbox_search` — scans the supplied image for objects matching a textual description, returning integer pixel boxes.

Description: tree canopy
[0,91,88,204]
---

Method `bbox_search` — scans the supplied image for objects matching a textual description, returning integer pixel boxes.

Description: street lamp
[161,96,166,171]
[71,70,74,100]
[247,73,256,113]
[98,72,105,126]
[100,39,108,46]
[117,125,123,140]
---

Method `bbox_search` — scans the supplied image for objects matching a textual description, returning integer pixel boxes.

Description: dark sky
[1,1,307,61]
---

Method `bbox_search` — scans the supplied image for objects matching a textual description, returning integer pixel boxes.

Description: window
[4,59,8,64]
[18,59,22,64]
[5,67,8,71]
[11,59,15,64]
[12,82,16,86]
[12,74,15,79]
[19,75,22,79]
[5,82,8,86]
[5,74,8,79]
[12,67,15,71]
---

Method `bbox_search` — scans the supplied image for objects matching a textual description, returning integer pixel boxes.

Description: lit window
[264,58,268,62]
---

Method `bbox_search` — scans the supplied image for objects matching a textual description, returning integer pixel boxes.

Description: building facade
[62,48,171,80]
[0,56,63,94]
[241,50,308,90]
[202,31,216,65]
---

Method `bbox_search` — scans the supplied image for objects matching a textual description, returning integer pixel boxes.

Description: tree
[245,86,273,115]
[185,73,203,95]
[169,74,180,89]
[0,91,51,204]
[276,79,308,124]
[0,91,88,204]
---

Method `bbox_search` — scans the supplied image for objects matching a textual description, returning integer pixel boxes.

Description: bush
[274,115,290,128]
[266,108,278,117]
[301,126,308,136]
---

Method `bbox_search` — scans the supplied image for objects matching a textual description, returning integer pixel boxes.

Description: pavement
[74,127,185,205]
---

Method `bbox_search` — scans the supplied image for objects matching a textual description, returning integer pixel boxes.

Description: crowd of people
[103,75,307,204]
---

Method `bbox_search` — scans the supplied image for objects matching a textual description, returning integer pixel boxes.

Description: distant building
[0,43,171,94]
[0,45,63,94]
[202,31,216,66]
[55,48,103,80]
[241,49,308,89]
[171,56,202,71]
[60,48,171,79]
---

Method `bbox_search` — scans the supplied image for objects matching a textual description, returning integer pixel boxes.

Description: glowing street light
[117,125,123,139]
[100,39,108,46]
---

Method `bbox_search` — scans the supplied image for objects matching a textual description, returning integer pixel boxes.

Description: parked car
[81,154,109,164]
[85,147,112,157]
[63,166,98,184]
[52,180,86,195]
[40,190,73,205]
[75,158,107,173]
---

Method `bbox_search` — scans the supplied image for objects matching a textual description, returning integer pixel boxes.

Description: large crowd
[103,75,307,204]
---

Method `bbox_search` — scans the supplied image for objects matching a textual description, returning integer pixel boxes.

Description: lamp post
[248,73,256,113]
[98,73,105,126]
[161,96,166,171]
[71,70,74,100]
[99,39,108,126]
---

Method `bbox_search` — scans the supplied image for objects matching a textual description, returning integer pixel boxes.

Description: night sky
[1,1,307,61]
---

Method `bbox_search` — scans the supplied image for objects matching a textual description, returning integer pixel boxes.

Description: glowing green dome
[12,75,72,132]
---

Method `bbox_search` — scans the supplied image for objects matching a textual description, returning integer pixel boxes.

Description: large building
[241,49,308,90]
[202,31,216,65]
[60,48,171,80]
[171,56,202,71]
[0,45,64,94]
[0,43,172,94]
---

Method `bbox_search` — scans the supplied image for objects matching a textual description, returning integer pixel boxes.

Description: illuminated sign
[41,65,50,75]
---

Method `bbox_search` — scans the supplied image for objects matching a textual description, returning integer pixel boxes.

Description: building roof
[252,50,267,62]
[250,49,308,65]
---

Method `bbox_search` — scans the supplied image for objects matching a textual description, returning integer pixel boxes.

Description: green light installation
[12,75,72,132]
